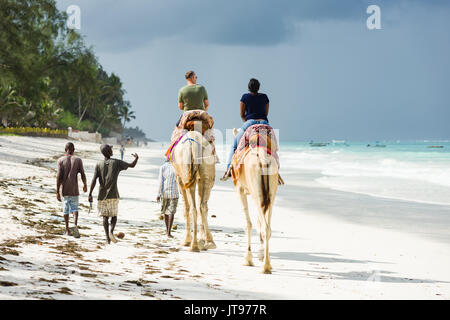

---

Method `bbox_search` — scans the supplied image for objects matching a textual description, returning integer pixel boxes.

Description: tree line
[0,0,136,136]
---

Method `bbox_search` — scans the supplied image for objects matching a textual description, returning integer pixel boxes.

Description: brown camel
[170,130,216,252]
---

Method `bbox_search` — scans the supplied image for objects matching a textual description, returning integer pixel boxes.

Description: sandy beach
[0,135,449,300]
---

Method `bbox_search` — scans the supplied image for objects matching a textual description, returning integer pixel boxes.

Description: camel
[232,128,279,274]
[170,130,216,252]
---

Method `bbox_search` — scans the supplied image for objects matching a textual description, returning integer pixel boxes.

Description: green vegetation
[0,0,136,136]
[123,126,154,142]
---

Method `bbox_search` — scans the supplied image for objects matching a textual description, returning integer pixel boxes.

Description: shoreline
[275,170,450,245]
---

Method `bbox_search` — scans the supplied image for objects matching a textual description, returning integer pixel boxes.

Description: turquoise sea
[277,140,450,206]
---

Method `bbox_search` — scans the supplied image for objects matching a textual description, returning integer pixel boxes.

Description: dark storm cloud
[56,0,388,50]
[55,0,450,141]
[57,0,450,51]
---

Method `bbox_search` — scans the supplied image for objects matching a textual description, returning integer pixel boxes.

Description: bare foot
[110,232,118,243]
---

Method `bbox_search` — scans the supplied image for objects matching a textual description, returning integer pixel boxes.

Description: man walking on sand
[88,144,138,244]
[156,159,179,238]
[56,142,87,237]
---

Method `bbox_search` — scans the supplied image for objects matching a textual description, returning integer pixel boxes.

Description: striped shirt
[158,162,179,199]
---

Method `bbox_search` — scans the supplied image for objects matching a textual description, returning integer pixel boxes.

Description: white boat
[332,140,349,146]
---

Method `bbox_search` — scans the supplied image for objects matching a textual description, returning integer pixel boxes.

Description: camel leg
[179,180,191,247]
[187,184,200,252]
[238,185,253,266]
[258,233,265,262]
[262,204,273,274]
[196,178,207,250]
[198,177,216,250]
[257,215,264,261]
[197,209,206,250]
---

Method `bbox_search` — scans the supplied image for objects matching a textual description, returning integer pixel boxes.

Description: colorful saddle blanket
[231,124,280,185]
[166,110,215,161]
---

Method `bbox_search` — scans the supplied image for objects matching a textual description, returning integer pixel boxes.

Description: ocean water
[278,140,450,206]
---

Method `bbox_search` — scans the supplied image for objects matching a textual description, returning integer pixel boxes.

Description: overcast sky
[56,0,450,142]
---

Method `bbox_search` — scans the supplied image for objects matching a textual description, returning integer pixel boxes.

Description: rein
[182,136,215,162]
[181,137,201,146]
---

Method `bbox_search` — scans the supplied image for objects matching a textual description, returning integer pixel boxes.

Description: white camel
[232,129,279,274]
[170,130,216,252]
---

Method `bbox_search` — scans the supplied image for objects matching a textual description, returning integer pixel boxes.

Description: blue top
[241,93,269,122]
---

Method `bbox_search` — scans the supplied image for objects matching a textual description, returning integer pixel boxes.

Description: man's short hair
[185,70,195,80]
[100,144,112,157]
[65,142,75,154]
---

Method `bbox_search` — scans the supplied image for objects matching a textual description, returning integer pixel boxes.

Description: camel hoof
[243,260,254,267]
[262,268,272,274]
[205,241,216,249]
[190,246,200,252]
[258,253,264,262]
[198,240,206,250]
[183,241,191,247]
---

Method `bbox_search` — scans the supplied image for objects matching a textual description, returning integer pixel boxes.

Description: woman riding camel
[221,78,270,181]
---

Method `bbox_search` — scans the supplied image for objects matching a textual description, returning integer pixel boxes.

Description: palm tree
[0,85,28,126]
[96,104,112,132]
[120,103,135,128]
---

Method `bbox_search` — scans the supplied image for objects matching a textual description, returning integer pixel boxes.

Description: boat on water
[332,140,350,146]
[309,140,328,147]
[427,145,444,148]
[367,142,387,148]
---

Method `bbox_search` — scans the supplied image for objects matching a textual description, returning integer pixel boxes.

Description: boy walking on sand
[156,160,179,238]
[56,142,87,237]
[120,145,125,160]
[88,144,139,244]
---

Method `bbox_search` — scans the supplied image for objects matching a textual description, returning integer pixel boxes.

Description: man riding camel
[178,70,209,112]
[169,70,218,163]
[175,71,209,126]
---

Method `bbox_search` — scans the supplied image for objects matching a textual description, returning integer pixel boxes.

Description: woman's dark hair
[248,78,260,94]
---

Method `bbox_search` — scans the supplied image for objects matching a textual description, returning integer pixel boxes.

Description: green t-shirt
[93,158,129,200]
[178,84,208,111]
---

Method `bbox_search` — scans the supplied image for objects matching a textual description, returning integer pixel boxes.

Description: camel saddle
[231,124,283,185]
[166,110,215,161]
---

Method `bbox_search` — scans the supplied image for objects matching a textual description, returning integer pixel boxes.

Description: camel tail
[257,153,271,215]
